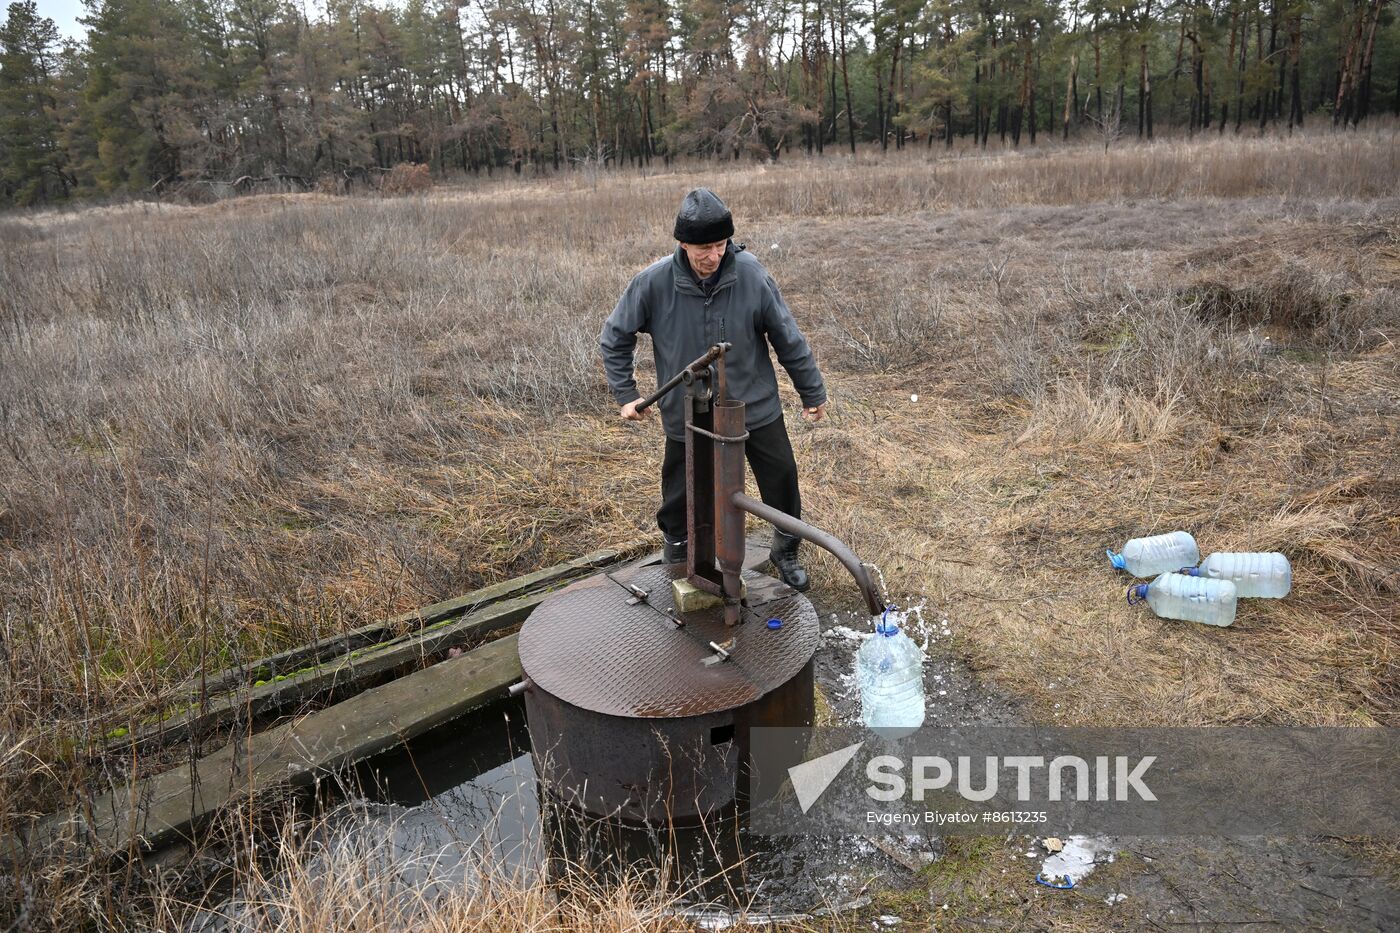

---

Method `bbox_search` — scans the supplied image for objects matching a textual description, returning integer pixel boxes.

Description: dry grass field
[2,130,1398,928]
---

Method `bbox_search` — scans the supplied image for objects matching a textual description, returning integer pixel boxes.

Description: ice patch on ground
[1038,835,1115,887]
[825,624,872,643]
[673,907,812,929]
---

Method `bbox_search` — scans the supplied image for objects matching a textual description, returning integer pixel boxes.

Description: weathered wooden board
[29,634,523,857]
[109,590,543,756]
[104,546,650,755]
[181,548,630,697]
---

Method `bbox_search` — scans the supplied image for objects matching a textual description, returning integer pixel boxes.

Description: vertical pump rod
[633,342,887,624]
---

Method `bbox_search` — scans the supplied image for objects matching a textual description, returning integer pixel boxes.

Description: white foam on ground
[824,624,872,643]
[1039,835,1115,886]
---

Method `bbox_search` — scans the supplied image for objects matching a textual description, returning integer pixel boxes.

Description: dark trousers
[658,415,801,543]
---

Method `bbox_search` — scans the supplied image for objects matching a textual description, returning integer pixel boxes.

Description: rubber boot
[662,537,688,565]
[769,530,810,592]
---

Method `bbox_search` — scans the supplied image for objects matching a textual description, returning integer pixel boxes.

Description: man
[599,187,828,591]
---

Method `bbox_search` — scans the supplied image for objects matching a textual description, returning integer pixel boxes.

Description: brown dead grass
[2,128,1398,929]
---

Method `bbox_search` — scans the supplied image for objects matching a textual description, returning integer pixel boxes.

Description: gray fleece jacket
[599,243,827,442]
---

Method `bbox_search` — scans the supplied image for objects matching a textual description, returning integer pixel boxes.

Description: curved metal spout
[731,492,887,617]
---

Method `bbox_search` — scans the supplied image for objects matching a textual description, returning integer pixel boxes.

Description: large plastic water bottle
[857,608,926,732]
[1128,572,1237,627]
[1107,531,1199,577]
[1182,552,1291,598]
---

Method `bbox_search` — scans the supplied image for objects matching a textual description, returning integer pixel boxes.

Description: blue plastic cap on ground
[1107,549,1127,570]
[766,617,782,630]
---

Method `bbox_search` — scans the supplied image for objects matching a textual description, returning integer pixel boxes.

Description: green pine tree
[0,0,71,204]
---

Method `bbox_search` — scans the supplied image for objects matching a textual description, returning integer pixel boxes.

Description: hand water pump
[517,343,886,824]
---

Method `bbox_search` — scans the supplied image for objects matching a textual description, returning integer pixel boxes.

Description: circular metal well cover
[518,563,819,719]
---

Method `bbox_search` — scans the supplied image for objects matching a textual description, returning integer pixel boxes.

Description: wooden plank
[102,543,762,755]
[29,635,523,857]
[177,547,629,697]
[106,593,540,757]
[103,545,651,755]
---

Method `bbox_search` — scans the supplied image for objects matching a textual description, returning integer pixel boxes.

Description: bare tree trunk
[1020,35,1034,145]
[828,8,840,144]
[1234,4,1248,133]
[1288,10,1303,128]
[1353,0,1387,125]
[873,13,887,150]
[1043,47,1052,143]
[839,0,856,153]
[1171,15,1186,126]
[1222,4,1238,132]
[1093,29,1104,121]
[1334,0,1367,126]
[1203,50,1213,127]
[1266,0,1280,125]
[1064,52,1078,139]
[973,60,982,145]
[1144,45,1153,138]
[1138,39,1147,137]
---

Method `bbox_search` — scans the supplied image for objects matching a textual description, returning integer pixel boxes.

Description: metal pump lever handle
[634,343,731,412]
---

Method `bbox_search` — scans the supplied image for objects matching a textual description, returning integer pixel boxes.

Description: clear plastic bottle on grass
[1182,552,1291,598]
[1107,531,1199,578]
[857,607,926,732]
[1128,572,1237,627]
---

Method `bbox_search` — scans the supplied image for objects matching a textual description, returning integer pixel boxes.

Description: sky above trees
[36,0,88,39]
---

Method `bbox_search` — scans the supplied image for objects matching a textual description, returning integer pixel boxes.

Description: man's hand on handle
[801,402,827,424]
[620,399,652,421]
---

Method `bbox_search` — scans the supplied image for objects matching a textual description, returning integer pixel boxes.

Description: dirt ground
[808,590,1400,931]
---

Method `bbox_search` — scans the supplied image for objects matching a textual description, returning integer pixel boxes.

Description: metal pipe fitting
[731,492,887,617]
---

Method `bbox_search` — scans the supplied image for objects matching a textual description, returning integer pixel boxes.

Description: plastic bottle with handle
[857,606,926,733]
[1128,572,1237,627]
[1107,531,1200,578]
[1181,552,1291,598]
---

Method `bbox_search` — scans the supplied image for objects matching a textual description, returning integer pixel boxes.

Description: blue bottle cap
[766,618,782,630]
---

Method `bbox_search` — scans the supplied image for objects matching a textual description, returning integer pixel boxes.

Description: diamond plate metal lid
[518,563,819,718]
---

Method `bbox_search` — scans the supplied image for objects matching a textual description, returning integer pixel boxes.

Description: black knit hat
[673,188,735,244]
